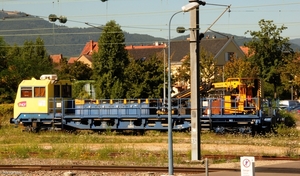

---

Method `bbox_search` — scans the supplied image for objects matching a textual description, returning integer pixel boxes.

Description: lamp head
[182,2,200,12]
[176,27,186,33]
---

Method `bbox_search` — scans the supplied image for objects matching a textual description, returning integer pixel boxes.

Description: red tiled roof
[68,57,78,64]
[126,44,166,61]
[79,40,167,61]
[78,38,242,65]
[80,40,98,56]
[50,54,63,64]
[240,46,249,56]
[125,44,166,50]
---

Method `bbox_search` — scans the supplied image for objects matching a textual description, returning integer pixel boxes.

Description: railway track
[202,155,300,161]
[1,164,300,174]
[0,165,237,174]
[0,156,299,174]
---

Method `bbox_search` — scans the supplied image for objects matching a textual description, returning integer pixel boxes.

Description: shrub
[0,104,14,127]
[0,104,13,117]
[278,110,297,128]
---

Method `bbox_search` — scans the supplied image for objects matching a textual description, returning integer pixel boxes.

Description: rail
[0,165,234,173]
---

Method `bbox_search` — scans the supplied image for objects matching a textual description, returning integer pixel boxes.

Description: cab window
[54,85,60,97]
[21,87,32,98]
[62,84,72,98]
[34,87,46,97]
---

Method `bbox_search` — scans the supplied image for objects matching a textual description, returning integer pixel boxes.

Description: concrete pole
[189,0,201,160]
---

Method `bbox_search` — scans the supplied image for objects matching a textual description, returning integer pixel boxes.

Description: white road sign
[240,156,255,176]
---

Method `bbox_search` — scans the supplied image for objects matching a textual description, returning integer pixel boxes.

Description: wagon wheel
[23,125,38,133]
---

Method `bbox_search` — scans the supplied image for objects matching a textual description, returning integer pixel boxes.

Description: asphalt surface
[193,161,300,176]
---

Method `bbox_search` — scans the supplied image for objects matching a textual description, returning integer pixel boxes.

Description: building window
[21,87,32,98]
[34,87,46,97]
[225,52,234,62]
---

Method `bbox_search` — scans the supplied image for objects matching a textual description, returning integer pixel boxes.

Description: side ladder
[200,117,211,131]
[52,114,63,130]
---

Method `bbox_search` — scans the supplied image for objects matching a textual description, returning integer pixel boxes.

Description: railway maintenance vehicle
[10,74,279,134]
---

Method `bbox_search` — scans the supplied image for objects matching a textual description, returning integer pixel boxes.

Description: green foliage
[56,60,92,80]
[245,19,293,98]
[224,56,259,79]
[0,104,13,128]
[174,47,219,85]
[0,37,13,103]
[278,110,297,128]
[0,37,54,103]
[0,37,8,71]
[125,55,164,98]
[72,80,95,99]
[93,20,129,99]
[175,54,190,85]
[0,104,13,117]
[200,46,219,82]
[276,124,299,138]
[279,52,300,99]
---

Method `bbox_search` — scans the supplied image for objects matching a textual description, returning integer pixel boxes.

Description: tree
[224,56,259,79]
[125,55,164,98]
[0,37,8,71]
[245,19,293,98]
[2,37,54,102]
[92,20,129,99]
[56,60,92,81]
[174,47,219,88]
[280,52,300,99]
[6,37,53,80]
[175,54,190,88]
[0,37,11,103]
[200,47,219,82]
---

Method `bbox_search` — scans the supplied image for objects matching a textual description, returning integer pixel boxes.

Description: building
[71,37,245,94]
[76,40,99,67]
[169,37,246,92]
[74,40,167,67]
[126,42,166,61]
[49,54,63,64]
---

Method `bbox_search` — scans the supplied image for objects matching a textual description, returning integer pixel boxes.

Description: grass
[1,113,300,166]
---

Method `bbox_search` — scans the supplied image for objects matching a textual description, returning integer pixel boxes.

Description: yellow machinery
[172,82,212,98]
[209,78,262,115]
[172,78,262,115]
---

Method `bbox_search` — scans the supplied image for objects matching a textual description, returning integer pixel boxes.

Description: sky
[1,0,300,40]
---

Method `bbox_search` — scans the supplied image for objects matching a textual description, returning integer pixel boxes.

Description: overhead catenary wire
[1,0,300,28]
[2,16,300,35]
[1,1,300,44]
[204,5,231,33]
[0,15,300,32]
[0,41,171,48]
[2,0,300,7]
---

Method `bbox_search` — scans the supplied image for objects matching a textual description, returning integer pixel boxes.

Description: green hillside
[0,14,166,57]
[1,11,299,57]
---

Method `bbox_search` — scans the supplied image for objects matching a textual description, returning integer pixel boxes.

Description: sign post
[240,156,255,176]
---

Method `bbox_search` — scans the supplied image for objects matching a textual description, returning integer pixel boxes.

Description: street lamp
[48,14,67,23]
[48,14,67,45]
[167,2,199,175]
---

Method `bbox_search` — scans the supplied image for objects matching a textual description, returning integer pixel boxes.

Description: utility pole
[189,0,230,161]
[189,0,205,161]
